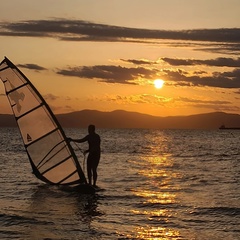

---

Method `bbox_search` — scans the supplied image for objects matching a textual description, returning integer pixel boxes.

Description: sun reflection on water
[129,132,182,239]
[135,226,181,240]
[134,189,176,205]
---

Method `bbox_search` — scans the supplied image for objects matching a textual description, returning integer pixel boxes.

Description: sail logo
[27,134,32,142]
[8,80,25,113]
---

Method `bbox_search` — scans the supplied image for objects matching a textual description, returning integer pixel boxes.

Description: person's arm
[68,135,88,143]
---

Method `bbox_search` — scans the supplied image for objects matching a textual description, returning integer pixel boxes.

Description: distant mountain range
[1,110,240,129]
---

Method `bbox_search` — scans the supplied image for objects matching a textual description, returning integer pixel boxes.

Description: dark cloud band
[1,19,240,43]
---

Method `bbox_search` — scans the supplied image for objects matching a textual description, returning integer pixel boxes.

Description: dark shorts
[87,152,100,169]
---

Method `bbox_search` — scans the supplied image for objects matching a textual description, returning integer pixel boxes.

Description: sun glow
[154,79,164,89]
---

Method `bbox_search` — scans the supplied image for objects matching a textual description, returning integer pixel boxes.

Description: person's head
[88,124,95,134]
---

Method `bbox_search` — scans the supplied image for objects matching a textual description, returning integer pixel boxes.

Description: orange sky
[0,0,239,117]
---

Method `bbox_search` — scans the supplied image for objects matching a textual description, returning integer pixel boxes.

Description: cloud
[89,93,171,106]
[50,104,74,113]
[56,65,157,84]
[0,19,240,45]
[195,43,240,55]
[56,62,240,88]
[121,56,240,68]
[17,63,47,71]
[162,68,240,88]
[1,19,239,54]
[43,93,59,101]
[89,93,239,113]
[176,96,240,112]
[120,59,158,65]
[162,57,240,67]
[177,97,231,105]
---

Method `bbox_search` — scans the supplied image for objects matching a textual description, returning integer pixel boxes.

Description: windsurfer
[68,125,101,187]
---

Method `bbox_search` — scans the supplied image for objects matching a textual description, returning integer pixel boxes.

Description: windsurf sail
[0,57,87,186]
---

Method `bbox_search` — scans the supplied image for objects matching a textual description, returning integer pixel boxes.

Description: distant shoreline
[0,110,240,130]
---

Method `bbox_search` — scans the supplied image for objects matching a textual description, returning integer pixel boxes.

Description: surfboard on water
[0,57,95,194]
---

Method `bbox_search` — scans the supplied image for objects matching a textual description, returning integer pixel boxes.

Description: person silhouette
[68,125,101,187]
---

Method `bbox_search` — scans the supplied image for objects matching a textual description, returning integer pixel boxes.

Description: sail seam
[37,140,67,169]
[57,170,78,184]
[40,155,72,175]
[6,82,28,95]
[26,128,59,148]
[15,103,44,121]
[0,66,9,72]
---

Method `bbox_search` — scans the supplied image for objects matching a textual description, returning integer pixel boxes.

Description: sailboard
[0,57,94,193]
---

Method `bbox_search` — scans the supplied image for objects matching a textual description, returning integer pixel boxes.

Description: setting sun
[154,79,164,89]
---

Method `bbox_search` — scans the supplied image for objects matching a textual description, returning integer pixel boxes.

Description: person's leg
[92,166,97,187]
[87,157,92,185]
[92,154,100,187]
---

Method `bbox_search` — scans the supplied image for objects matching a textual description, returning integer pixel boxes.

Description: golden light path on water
[135,227,180,240]
[129,131,182,239]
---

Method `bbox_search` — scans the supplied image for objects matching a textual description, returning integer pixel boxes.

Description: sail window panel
[18,107,57,144]
[42,160,79,184]
[27,130,68,166]
[0,68,27,92]
[8,86,41,117]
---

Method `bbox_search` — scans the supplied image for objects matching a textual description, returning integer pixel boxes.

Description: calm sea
[0,128,239,240]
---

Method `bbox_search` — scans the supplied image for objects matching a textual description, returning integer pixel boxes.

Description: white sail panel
[0,57,86,186]
[18,107,57,144]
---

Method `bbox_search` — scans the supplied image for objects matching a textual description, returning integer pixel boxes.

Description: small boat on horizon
[219,124,240,130]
